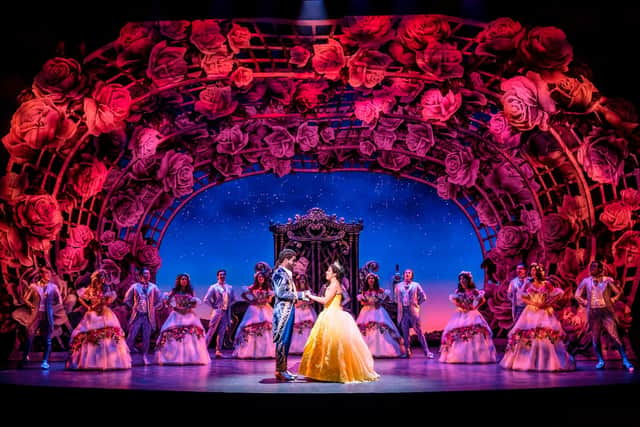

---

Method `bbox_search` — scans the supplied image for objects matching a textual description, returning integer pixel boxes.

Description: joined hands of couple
[301,290,314,302]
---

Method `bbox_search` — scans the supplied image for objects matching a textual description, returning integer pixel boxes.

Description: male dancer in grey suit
[15,266,62,369]
[507,263,529,324]
[204,269,235,358]
[272,248,307,381]
[395,269,434,358]
[575,260,634,372]
[124,267,163,365]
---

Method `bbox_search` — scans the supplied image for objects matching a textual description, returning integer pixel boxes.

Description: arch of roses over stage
[1,14,640,351]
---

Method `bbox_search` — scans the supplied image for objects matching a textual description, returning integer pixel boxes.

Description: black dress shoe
[275,371,296,381]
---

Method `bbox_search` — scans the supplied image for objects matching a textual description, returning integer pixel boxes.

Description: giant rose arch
[1,15,639,354]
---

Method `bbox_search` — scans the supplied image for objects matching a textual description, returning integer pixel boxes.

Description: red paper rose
[397,15,451,51]
[68,225,94,248]
[496,226,533,257]
[111,190,145,228]
[354,99,380,125]
[227,23,252,53]
[311,39,346,81]
[294,81,329,112]
[195,86,238,120]
[475,199,499,227]
[13,194,63,250]
[116,22,157,66]
[444,148,480,187]
[33,57,88,103]
[265,127,296,158]
[406,124,435,157]
[147,41,188,87]
[377,152,410,172]
[501,72,557,131]
[296,122,320,152]
[387,77,425,103]
[420,88,462,123]
[415,41,463,80]
[230,67,254,88]
[550,75,596,112]
[201,52,234,76]
[84,82,132,136]
[488,112,521,149]
[100,231,116,245]
[475,17,525,56]
[190,20,227,54]
[600,201,634,232]
[348,50,392,89]
[359,140,376,157]
[577,130,628,185]
[541,214,574,251]
[289,46,311,67]
[130,127,164,159]
[137,245,162,270]
[157,150,195,198]
[216,125,249,155]
[518,26,573,72]
[341,16,394,48]
[107,240,130,261]
[158,20,190,40]
[2,98,76,161]
[68,155,108,198]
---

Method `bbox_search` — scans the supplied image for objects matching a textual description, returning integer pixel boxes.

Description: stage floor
[2,351,639,422]
[1,351,638,393]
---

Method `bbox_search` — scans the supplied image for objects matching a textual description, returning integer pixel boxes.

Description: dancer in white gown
[355,273,403,358]
[155,273,210,365]
[66,269,131,370]
[439,271,496,363]
[232,271,276,359]
[500,264,575,371]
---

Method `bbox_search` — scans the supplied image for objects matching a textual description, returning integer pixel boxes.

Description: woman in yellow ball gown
[299,262,380,383]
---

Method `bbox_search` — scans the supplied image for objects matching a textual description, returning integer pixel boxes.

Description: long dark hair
[88,269,109,296]
[530,264,553,291]
[171,273,194,296]
[294,273,310,291]
[456,271,476,293]
[249,271,271,291]
[90,269,106,288]
[363,273,381,293]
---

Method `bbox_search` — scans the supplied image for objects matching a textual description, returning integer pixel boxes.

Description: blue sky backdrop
[158,172,483,330]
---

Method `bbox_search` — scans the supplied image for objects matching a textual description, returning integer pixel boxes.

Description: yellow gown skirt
[299,295,379,383]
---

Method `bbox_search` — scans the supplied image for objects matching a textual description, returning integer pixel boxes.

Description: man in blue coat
[272,248,307,381]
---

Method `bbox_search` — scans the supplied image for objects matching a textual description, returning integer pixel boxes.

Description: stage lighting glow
[299,0,328,20]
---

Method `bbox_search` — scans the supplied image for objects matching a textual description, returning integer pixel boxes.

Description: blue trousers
[275,306,296,372]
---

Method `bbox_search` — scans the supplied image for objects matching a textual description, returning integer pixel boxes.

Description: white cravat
[401,283,412,306]
[217,283,229,310]
[590,278,607,308]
